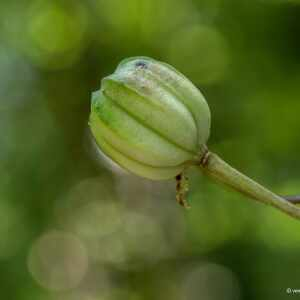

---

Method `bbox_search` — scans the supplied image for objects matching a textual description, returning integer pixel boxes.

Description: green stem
[199,150,300,220]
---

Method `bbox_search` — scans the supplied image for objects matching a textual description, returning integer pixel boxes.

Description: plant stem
[199,150,300,220]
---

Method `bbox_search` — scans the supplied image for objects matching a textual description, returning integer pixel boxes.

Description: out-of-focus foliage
[1,0,300,299]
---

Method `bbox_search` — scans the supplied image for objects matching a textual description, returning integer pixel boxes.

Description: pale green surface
[90,110,185,180]
[102,77,198,153]
[115,57,211,146]
[91,91,193,166]
[90,57,211,179]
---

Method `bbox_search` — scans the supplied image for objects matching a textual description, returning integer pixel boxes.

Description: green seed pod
[90,56,300,220]
[90,56,211,180]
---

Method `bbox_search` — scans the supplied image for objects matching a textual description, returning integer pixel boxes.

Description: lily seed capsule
[90,56,210,180]
[89,56,300,220]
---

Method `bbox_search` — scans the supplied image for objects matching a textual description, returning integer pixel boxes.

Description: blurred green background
[1,0,300,299]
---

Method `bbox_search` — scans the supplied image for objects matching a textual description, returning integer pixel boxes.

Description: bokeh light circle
[24,0,89,70]
[28,230,89,291]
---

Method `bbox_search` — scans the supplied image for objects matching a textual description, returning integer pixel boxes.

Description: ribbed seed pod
[90,57,300,221]
[90,56,211,180]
